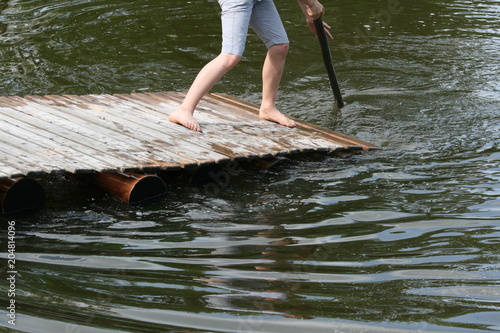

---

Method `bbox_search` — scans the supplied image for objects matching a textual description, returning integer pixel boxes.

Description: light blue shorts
[218,0,289,56]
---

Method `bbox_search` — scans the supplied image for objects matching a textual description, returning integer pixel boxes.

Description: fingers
[308,19,333,40]
[323,21,334,40]
[306,19,316,35]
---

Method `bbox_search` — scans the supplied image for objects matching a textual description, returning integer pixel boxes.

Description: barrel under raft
[0,177,46,214]
[73,172,168,204]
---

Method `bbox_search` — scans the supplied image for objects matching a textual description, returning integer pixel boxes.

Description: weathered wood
[210,93,380,151]
[114,93,285,158]
[153,92,344,154]
[40,95,206,167]
[0,144,48,176]
[3,96,180,171]
[92,93,262,159]
[56,94,236,163]
[0,91,379,180]
[0,100,154,172]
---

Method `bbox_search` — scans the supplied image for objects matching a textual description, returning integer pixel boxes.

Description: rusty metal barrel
[0,178,46,214]
[74,172,167,204]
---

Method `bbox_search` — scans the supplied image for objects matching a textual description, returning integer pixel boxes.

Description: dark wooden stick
[313,17,344,108]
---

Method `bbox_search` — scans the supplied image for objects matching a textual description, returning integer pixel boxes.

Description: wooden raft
[0,92,378,180]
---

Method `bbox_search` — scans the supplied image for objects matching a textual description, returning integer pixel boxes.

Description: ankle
[260,105,278,113]
[175,105,194,115]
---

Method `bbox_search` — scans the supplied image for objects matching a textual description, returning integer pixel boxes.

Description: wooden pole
[73,172,167,204]
[0,178,45,214]
[314,17,345,108]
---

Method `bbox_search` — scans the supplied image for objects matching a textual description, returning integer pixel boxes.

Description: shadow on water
[0,0,499,332]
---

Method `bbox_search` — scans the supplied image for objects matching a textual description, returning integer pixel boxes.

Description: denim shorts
[218,0,289,56]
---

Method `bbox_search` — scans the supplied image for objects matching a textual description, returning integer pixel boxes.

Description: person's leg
[259,43,295,128]
[250,0,296,128]
[169,0,253,132]
[168,53,241,132]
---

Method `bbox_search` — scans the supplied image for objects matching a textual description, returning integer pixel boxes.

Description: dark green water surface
[1,0,499,332]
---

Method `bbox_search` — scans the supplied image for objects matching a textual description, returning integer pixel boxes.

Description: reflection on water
[1,0,499,332]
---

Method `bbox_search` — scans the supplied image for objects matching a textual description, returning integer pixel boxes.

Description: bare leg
[259,43,296,128]
[169,53,241,132]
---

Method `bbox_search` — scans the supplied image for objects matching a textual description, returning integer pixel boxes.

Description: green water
[1,0,499,332]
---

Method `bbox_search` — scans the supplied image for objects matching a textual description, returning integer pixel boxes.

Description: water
[1,0,499,332]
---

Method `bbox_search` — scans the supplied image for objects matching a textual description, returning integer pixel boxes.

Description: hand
[307,19,333,40]
[306,1,324,20]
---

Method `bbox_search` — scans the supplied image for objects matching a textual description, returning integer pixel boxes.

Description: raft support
[0,178,46,214]
[73,172,167,204]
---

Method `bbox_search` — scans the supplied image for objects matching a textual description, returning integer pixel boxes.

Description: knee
[270,43,289,58]
[220,53,242,70]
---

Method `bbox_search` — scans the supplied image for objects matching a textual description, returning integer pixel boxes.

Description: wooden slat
[0,115,117,173]
[94,93,261,159]
[3,97,179,172]
[112,93,283,158]
[0,130,71,175]
[146,92,341,154]
[197,95,345,153]
[0,101,138,172]
[59,94,230,164]
[0,129,49,177]
[32,95,199,169]
[0,162,25,179]
[0,91,379,180]
[209,93,380,151]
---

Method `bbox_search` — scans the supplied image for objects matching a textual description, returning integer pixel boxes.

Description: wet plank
[0,91,379,179]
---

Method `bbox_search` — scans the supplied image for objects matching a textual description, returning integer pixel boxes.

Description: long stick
[314,17,344,108]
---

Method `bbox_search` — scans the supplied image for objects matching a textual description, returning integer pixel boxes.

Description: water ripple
[1,0,500,332]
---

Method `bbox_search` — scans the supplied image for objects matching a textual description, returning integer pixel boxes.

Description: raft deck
[0,91,379,179]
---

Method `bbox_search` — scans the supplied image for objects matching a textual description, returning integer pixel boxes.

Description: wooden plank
[0,162,25,179]
[59,94,237,166]
[145,92,339,154]
[0,103,142,173]
[192,100,344,153]
[0,151,40,175]
[0,91,378,180]
[0,118,98,174]
[120,93,281,159]
[143,92,268,131]
[0,132,68,175]
[121,92,339,157]
[109,93,278,158]
[2,93,191,177]
[0,113,141,173]
[27,95,200,169]
[29,96,195,171]
[86,93,249,161]
[0,145,50,177]
[7,97,181,172]
[210,93,380,151]
[59,94,230,164]
[145,92,261,124]
[162,91,347,152]
[0,111,51,177]
[95,94,246,159]
[149,91,264,127]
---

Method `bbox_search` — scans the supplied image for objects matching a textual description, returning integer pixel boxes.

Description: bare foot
[259,107,296,128]
[168,108,201,132]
